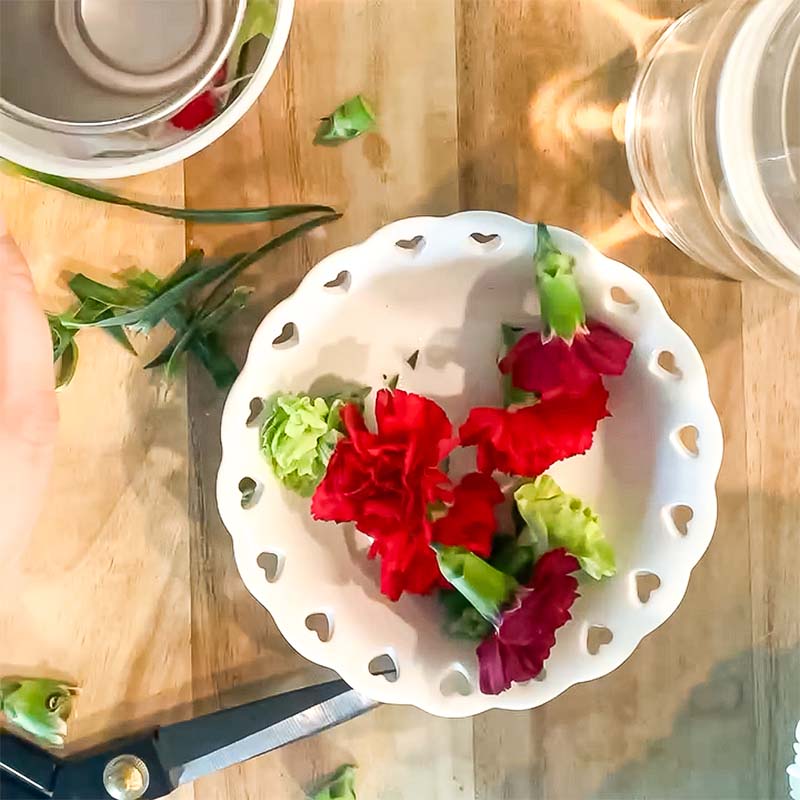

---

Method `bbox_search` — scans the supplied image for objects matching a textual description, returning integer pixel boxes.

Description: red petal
[477,549,580,694]
[370,529,442,600]
[375,389,457,464]
[312,391,458,600]
[170,91,218,130]
[432,472,504,556]
[573,322,633,377]
[498,323,632,400]
[459,381,609,477]
[499,332,596,400]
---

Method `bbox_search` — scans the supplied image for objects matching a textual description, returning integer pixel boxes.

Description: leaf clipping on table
[314,95,376,146]
[46,213,341,389]
[0,677,79,747]
[144,213,341,386]
[309,764,358,800]
[0,158,333,224]
[49,315,80,389]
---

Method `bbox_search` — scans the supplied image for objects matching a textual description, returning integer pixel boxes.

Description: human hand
[0,215,58,551]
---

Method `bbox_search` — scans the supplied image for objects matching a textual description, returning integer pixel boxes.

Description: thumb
[0,215,58,443]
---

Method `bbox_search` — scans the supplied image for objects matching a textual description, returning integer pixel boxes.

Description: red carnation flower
[459,379,609,477]
[312,389,456,538]
[477,548,580,694]
[499,322,633,401]
[170,66,227,131]
[312,390,503,600]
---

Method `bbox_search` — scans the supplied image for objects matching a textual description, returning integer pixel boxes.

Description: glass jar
[626,0,800,289]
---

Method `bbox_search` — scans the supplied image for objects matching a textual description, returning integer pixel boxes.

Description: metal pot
[0,0,246,135]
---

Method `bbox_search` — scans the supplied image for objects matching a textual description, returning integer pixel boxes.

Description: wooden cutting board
[2,1,797,798]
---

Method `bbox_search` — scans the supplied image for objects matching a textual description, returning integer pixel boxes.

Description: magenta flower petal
[477,549,580,694]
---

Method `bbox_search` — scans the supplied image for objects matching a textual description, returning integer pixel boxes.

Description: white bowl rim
[216,211,725,718]
[0,0,295,179]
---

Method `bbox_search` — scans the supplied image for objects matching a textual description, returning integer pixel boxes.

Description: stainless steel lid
[0,0,245,134]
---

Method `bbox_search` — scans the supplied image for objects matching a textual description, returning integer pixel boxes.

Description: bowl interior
[0,0,242,131]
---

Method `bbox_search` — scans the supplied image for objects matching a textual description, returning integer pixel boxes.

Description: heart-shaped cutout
[305,612,332,642]
[257,552,282,583]
[635,571,661,604]
[368,653,398,682]
[395,235,425,252]
[440,669,472,697]
[587,625,613,655]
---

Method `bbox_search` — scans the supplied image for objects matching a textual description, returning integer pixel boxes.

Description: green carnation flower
[260,390,366,496]
[514,475,616,580]
[0,677,78,747]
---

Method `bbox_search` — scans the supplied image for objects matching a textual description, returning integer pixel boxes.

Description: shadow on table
[592,646,800,800]
[57,659,340,757]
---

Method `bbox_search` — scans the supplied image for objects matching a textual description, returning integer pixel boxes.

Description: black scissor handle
[1,729,174,800]
[0,731,56,798]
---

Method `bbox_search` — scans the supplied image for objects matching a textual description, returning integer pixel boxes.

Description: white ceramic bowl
[0,0,294,179]
[217,212,724,717]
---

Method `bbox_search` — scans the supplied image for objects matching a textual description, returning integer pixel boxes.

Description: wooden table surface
[2,1,799,798]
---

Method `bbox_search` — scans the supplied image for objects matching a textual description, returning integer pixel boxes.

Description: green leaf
[514,475,616,580]
[314,95,376,146]
[62,258,234,332]
[156,250,205,293]
[147,213,339,376]
[0,159,334,224]
[438,590,492,640]
[67,287,140,354]
[309,764,357,800]
[534,223,586,340]
[55,337,80,389]
[46,215,339,389]
[162,286,253,377]
[49,315,81,389]
[69,273,150,309]
[188,332,241,388]
[201,213,341,305]
[0,677,78,747]
[433,544,518,625]
[228,0,277,76]
[490,534,537,585]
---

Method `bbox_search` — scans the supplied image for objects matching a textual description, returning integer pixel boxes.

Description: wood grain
[0,169,193,758]
[2,0,798,798]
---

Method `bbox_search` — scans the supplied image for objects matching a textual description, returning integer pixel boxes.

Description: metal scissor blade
[154,679,377,786]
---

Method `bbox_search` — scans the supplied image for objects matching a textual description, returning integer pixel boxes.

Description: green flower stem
[534,223,586,340]
[0,158,333,224]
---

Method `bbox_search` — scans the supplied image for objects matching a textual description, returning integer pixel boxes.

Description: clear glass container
[626,0,800,289]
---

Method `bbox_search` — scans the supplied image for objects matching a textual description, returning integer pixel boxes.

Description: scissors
[0,679,376,799]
